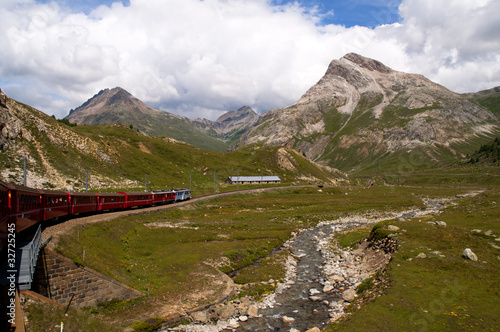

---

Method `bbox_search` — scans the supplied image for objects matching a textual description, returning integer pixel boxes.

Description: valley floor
[24,184,500,332]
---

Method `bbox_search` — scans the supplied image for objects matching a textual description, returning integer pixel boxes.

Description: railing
[19,224,42,290]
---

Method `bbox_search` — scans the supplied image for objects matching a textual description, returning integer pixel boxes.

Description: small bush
[368,220,396,241]
[57,118,78,127]
[129,317,165,332]
[356,276,374,294]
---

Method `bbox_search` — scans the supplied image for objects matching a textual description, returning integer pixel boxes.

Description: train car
[152,190,176,206]
[40,189,71,221]
[117,191,153,209]
[97,193,126,211]
[174,188,191,202]
[70,192,98,215]
[7,183,44,233]
[0,180,11,253]
[0,180,9,227]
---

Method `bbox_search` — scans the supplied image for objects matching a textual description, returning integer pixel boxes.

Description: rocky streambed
[163,198,453,332]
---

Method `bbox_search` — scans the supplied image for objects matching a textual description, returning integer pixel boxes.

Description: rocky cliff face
[232,53,499,171]
[0,88,25,151]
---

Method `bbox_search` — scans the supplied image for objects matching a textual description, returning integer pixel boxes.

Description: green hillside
[85,110,229,152]
[468,87,500,117]
[0,115,340,194]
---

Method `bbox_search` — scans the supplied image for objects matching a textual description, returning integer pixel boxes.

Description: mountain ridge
[66,87,261,151]
[4,53,499,177]
[232,53,499,173]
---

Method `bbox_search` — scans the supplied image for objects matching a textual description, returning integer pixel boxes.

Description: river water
[235,222,360,332]
[166,194,463,332]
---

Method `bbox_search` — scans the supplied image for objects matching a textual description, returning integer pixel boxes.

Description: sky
[1,0,499,120]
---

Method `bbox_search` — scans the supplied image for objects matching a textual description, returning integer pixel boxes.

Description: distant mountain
[66,88,262,152]
[192,106,260,145]
[66,87,229,152]
[232,53,500,173]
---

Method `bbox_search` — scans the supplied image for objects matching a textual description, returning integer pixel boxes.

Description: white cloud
[0,0,499,120]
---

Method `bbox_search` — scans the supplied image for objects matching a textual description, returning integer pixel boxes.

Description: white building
[224,176,281,185]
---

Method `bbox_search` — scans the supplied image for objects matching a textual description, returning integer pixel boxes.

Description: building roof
[227,176,281,182]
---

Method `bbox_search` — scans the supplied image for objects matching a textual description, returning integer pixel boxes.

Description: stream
[235,222,360,331]
[166,194,462,332]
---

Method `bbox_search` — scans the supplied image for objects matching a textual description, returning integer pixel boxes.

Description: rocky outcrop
[0,89,6,108]
[0,89,25,150]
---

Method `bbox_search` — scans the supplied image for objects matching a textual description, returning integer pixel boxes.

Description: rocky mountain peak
[216,106,258,124]
[65,87,161,126]
[106,87,134,105]
[296,53,396,107]
[68,87,134,118]
[233,53,499,171]
[342,53,392,74]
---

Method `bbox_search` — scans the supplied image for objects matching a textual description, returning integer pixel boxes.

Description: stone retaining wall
[33,248,143,308]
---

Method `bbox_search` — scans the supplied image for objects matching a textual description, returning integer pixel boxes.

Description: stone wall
[32,248,143,308]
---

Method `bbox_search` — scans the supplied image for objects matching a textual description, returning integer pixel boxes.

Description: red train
[0,179,190,254]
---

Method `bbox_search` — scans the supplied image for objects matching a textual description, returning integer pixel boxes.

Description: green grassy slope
[469,89,500,118]
[0,116,339,193]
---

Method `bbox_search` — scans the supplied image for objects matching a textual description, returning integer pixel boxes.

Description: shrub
[129,317,165,332]
[368,220,396,241]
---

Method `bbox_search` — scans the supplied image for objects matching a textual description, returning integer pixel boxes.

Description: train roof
[0,179,9,189]
[69,192,99,197]
[3,182,42,194]
[38,189,71,196]
[97,192,126,197]
[116,191,152,196]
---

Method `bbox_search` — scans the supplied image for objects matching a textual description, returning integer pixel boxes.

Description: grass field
[28,176,499,331]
